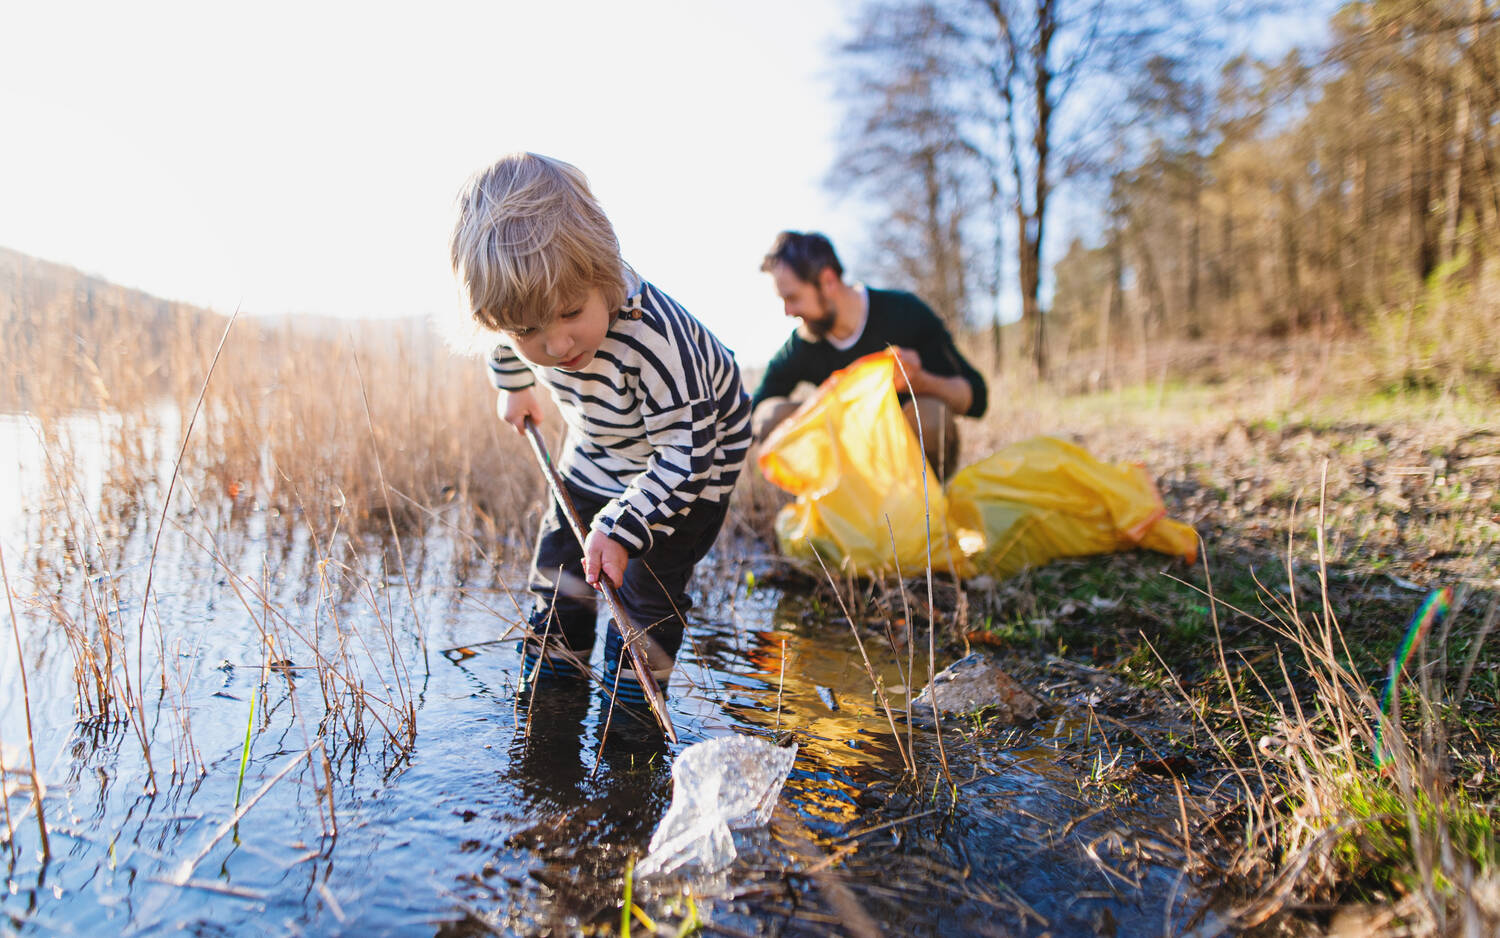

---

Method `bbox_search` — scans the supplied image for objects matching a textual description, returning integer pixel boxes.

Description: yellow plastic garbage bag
[758,349,1196,579]
[758,350,972,577]
[945,437,1199,580]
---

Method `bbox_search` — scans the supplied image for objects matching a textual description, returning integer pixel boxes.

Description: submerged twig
[832,807,942,845]
[169,742,319,886]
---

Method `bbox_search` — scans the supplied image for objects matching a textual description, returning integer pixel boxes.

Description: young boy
[450,152,752,709]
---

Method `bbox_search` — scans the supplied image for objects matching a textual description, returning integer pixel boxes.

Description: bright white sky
[0,1,864,367]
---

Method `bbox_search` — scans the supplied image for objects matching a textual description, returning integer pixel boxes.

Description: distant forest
[833,0,1500,388]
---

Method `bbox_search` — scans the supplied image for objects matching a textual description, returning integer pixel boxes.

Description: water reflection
[504,681,671,845]
[3,500,1222,938]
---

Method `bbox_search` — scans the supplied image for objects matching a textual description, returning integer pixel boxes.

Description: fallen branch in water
[168,741,321,886]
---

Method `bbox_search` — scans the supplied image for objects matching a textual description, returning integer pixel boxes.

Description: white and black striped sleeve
[592,380,718,552]
[486,343,535,392]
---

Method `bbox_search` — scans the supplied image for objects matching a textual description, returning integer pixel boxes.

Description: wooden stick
[521,419,677,743]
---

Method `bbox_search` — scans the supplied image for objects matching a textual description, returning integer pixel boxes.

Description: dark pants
[525,481,729,673]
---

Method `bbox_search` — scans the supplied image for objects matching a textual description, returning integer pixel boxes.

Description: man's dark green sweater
[750,288,988,418]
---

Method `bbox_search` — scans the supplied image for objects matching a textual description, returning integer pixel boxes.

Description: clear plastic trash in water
[636,734,798,878]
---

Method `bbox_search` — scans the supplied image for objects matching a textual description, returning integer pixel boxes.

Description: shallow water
[1,421,1229,936]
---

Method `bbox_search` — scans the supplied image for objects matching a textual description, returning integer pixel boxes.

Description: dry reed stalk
[176,520,416,757]
[888,353,953,791]
[881,522,917,774]
[168,741,322,886]
[133,311,240,790]
[1082,694,1206,903]
[1455,592,1499,704]
[350,344,427,679]
[807,544,915,776]
[775,637,786,734]
[1195,539,1278,864]
[0,736,13,847]
[348,576,418,751]
[28,422,140,726]
[261,476,424,760]
[317,736,338,840]
[155,631,205,784]
[0,537,48,860]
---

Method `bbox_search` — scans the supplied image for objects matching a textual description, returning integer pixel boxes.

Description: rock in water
[910,653,1042,726]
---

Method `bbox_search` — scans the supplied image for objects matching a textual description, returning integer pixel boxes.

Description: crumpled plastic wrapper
[636,734,798,878]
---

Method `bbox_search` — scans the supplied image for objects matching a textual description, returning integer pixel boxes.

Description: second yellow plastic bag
[945,437,1198,579]
[758,349,1196,579]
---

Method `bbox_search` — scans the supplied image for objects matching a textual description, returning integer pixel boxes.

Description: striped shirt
[487,279,752,553]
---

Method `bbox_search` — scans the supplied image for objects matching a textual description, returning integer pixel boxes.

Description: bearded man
[750,231,988,478]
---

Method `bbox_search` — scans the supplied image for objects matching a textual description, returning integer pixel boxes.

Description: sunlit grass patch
[1333,776,1499,894]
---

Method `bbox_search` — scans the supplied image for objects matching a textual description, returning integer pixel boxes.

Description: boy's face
[506,287,613,370]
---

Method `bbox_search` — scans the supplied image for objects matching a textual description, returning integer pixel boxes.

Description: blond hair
[450,152,629,332]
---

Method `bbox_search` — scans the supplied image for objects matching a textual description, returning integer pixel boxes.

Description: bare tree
[831,0,995,334]
[836,0,1207,378]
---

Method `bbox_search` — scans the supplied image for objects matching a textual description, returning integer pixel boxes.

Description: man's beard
[801,286,838,339]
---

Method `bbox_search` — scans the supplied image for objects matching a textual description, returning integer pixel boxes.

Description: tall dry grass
[8,297,545,578]
[187,315,544,570]
[4,271,554,792]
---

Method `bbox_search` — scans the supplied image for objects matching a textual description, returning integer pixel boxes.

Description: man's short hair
[761,231,843,284]
[451,152,629,333]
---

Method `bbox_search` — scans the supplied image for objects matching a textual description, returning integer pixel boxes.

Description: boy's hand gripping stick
[522,418,678,743]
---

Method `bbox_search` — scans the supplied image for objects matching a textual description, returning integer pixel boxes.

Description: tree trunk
[1439,0,1480,270]
[1408,86,1439,284]
[1101,232,1124,385]
[1017,206,1045,378]
[1023,0,1055,379]
[921,149,960,329]
[1218,198,1234,312]
[1281,181,1302,329]
[1185,177,1202,339]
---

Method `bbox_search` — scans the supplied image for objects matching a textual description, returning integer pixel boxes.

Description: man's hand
[891,346,973,415]
[499,386,545,434]
[891,347,925,394]
[583,528,628,590]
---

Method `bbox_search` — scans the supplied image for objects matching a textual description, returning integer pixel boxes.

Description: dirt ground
[746,350,1500,933]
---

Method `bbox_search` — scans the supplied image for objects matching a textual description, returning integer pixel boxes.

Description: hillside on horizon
[0,245,231,413]
[0,246,456,414]
[1,244,227,329]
